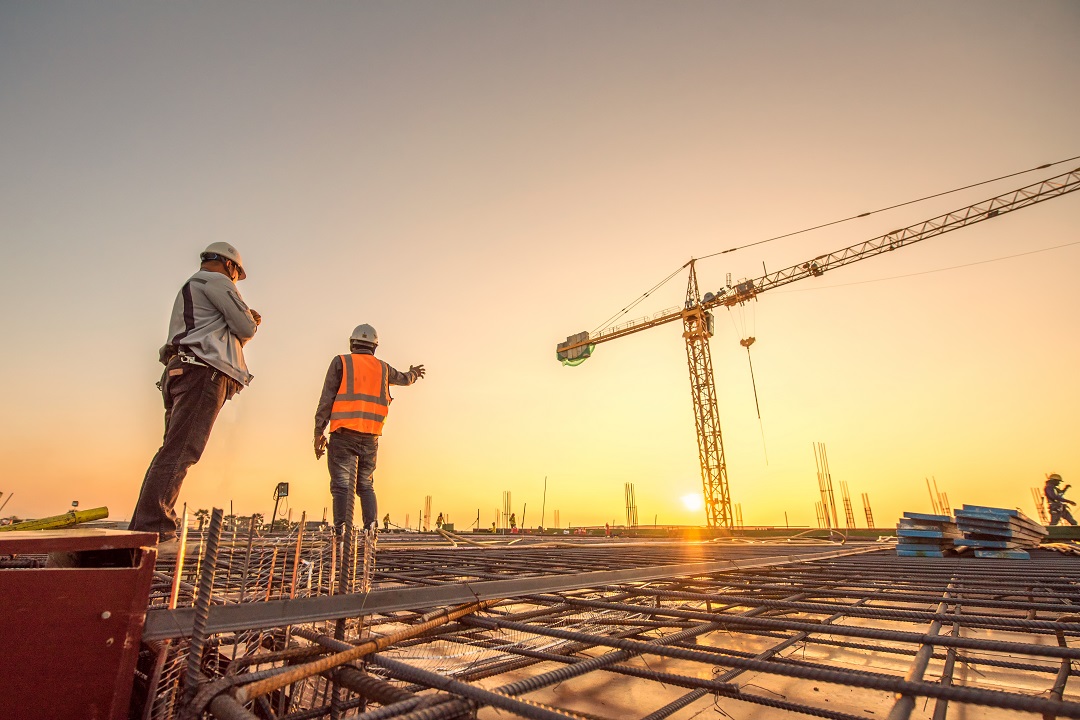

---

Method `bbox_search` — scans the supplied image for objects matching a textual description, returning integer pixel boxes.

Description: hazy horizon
[1,1,1077,530]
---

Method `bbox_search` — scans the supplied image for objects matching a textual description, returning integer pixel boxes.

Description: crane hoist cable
[698,152,1080,260]
[739,337,762,420]
[727,305,769,465]
[587,155,1079,340]
[590,263,686,336]
[740,336,769,465]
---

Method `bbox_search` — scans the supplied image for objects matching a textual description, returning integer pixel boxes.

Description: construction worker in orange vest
[313,324,424,534]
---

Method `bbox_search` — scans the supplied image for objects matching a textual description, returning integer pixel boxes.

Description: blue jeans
[327,430,379,531]
[130,357,239,541]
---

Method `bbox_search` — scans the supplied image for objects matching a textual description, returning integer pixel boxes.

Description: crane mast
[556,166,1080,529]
[682,262,729,527]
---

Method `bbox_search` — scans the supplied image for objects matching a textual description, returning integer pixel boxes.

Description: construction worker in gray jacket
[1045,473,1076,526]
[129,243,261,551]
[313,324,424,534]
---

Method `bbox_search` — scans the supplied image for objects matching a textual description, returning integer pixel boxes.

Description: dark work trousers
[1050,503,1077,526]
[129,357,238,540]
[327,429,379,532]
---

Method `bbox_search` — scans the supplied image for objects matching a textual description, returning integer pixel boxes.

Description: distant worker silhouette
[1045,473,1076,526]
[313,324,424,535]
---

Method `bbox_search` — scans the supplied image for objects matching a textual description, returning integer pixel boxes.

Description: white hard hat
[1048,473,1063,483]
[350,324,378,347]
[201,242,246,280]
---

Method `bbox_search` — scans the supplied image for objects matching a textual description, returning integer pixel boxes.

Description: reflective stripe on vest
[329,354,390,435]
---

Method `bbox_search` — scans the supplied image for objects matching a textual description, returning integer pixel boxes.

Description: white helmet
[201,242,246,280]
[350,324,378,347]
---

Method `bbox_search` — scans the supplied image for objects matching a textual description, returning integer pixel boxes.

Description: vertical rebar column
[360,523,376,595]
[331,489,356,720]
[821,443,839,528]
[142,507,192,720]
[814,443,831,529]
[238,515,256,604]
[289,511,307,598]
[183,507,224,709]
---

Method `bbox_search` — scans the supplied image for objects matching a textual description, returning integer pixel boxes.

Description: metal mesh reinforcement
[134,532,1080,719]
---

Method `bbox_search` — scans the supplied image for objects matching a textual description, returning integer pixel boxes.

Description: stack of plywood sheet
[952,504,1048,559]
[896,512,962,557]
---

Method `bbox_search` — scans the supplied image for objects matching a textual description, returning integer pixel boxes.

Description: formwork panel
[0,529,156,720]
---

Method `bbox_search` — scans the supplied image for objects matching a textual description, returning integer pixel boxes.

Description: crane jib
[560,166,1080,355]
[698,166,1080,311]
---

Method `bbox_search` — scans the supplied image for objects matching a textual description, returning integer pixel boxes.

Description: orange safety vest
[329,354,391,435]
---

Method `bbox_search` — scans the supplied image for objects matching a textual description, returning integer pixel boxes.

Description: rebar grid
[135,539,1080,719]
[146,532,850,614]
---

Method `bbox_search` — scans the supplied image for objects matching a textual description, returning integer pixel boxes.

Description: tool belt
[159,343,208,367]
[177,352,208,367]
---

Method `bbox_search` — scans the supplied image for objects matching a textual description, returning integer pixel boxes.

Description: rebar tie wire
[186,598,499,716]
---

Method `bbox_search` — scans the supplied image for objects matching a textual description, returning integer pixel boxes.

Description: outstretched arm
[387,363,425,386]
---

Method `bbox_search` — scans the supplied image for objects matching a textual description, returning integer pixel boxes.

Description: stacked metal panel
[895,511,962,557]
[953,504,1048,559]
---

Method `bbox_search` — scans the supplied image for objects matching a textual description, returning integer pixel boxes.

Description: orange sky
[1,2,1077,529]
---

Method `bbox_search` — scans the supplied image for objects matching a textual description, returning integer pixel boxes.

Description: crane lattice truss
[557,167,1080,528]
[683,263,729,527]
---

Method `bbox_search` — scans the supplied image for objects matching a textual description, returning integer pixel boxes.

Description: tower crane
[556,167,1080,529]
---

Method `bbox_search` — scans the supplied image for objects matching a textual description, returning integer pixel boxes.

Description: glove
[410,364,426,379]
[250,309,262,326]
[314,434,328,459]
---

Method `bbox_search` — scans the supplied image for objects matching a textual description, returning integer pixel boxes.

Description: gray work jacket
[163,269,257,385]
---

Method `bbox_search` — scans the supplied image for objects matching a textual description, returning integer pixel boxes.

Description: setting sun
[682,493,703,512]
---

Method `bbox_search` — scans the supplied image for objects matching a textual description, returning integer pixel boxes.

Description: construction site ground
[6,526,1080,719]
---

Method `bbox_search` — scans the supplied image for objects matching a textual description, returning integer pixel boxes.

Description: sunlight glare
[681,493,703,512]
